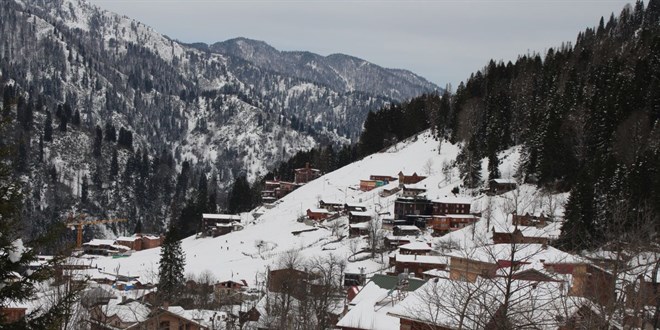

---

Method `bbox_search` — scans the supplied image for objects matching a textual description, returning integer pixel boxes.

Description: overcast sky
[87,0,634,87]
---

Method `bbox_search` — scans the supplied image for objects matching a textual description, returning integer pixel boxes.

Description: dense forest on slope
[266,0,660,251]
[446,0,660,250]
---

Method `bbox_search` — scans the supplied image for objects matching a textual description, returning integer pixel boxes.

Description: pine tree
[43,111,52,142]
[157,225,186,303]
[92,125,102,158]
[110,150,119,177]
[0,119,80,327]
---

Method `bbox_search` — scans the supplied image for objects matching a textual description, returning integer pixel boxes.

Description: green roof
[369,273,426,291]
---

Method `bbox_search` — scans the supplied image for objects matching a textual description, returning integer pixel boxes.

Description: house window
[159,321,170,330]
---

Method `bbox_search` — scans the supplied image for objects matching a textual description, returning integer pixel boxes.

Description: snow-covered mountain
[0,0,439,234]
[208,37,439,100]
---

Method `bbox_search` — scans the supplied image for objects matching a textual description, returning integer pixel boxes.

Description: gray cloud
[87,0,633,86]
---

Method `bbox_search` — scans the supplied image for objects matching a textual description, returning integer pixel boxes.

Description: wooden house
[492,227,551,245]
[277,181,299,198]
[202,213,241,237]
[390,254,448,278]
[370,175,397,183]
[384,235,414,249]
[294,163,321,184]
[431,197,472,215]
[397,171,427,186]
[512,213,549,227]
[0,307,26,324]
[398,242,432,255]
[115,234,163,251]
[401,184,427,197]
[348,210,372,224]
[82,239,130,256]
[489,178,518,195]
[137,306,212,330]
[268,268,319,300]
[393,225,422,237]
[344,203,368,213]
[394,197,432,219]
[319,200,344,212]
[349,222,370,237]
[307,208,331,221]
[431,214,480,236]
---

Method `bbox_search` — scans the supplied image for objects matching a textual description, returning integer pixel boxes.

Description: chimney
[162,301,169,310]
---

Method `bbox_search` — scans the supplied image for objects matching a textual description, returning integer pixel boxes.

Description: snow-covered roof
[399,242,432,251]
[492,221,561,239]
[350,222,370,229]
[165,306,226,328]
[435,214,479,219]
[448,244,582,265]
[319,199,343,205]
[395,254,448,265]
[432,196,472,204]
[422,268,448,278]
[394,225,421,231]
[83,240,130,251]
[349,211,372,217]
[115,236,139,242]
[403,183,427,190]
[388,276,589,329]
[308,208,329,214]
[103,299,150,323]
[491,178,517,184]
[345,203,367,208]
[202,213,241,221]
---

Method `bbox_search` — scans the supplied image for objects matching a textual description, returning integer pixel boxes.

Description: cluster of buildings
[200,213,244,238]
[81,234,163,256]
[261,163,322,205]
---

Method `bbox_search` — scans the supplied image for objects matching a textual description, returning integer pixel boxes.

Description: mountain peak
[210,38,439,99]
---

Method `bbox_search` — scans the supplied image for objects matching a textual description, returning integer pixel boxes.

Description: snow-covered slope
[86,131,565,287]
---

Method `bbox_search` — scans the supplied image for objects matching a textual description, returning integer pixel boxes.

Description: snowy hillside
[86,131,564,288]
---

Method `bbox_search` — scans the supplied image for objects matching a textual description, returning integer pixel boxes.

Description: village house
[344,203,368,213]
[401,184,427,197]
[114,234,163,251]
[387,276,593,330]
[294,163,321,184]
[393,225,422,237]
[89,298,151,329]
[397,171,427,186]
[398,242,432,255]
[488,178,518,195]
[0,305,27,324]
[201,213,243,237]
[393,196,432,219]
[512,212,550,227]
[370,175,398,183]
[379,186,401,198]
[337,274,425,330]
[431,196,472,215]
[492,227,552,245]
[430,214,480,236]
[384,235,415,249]
[307,208,331,221]
[136,305,222,330]
[389,254,449,278]
[348,210,372,224]
[82,239,131,256]
[359,179,379,192]
[349,222,370,237]
[404,214,433,229]
[267,268,321,301]
[319,199,344,212]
